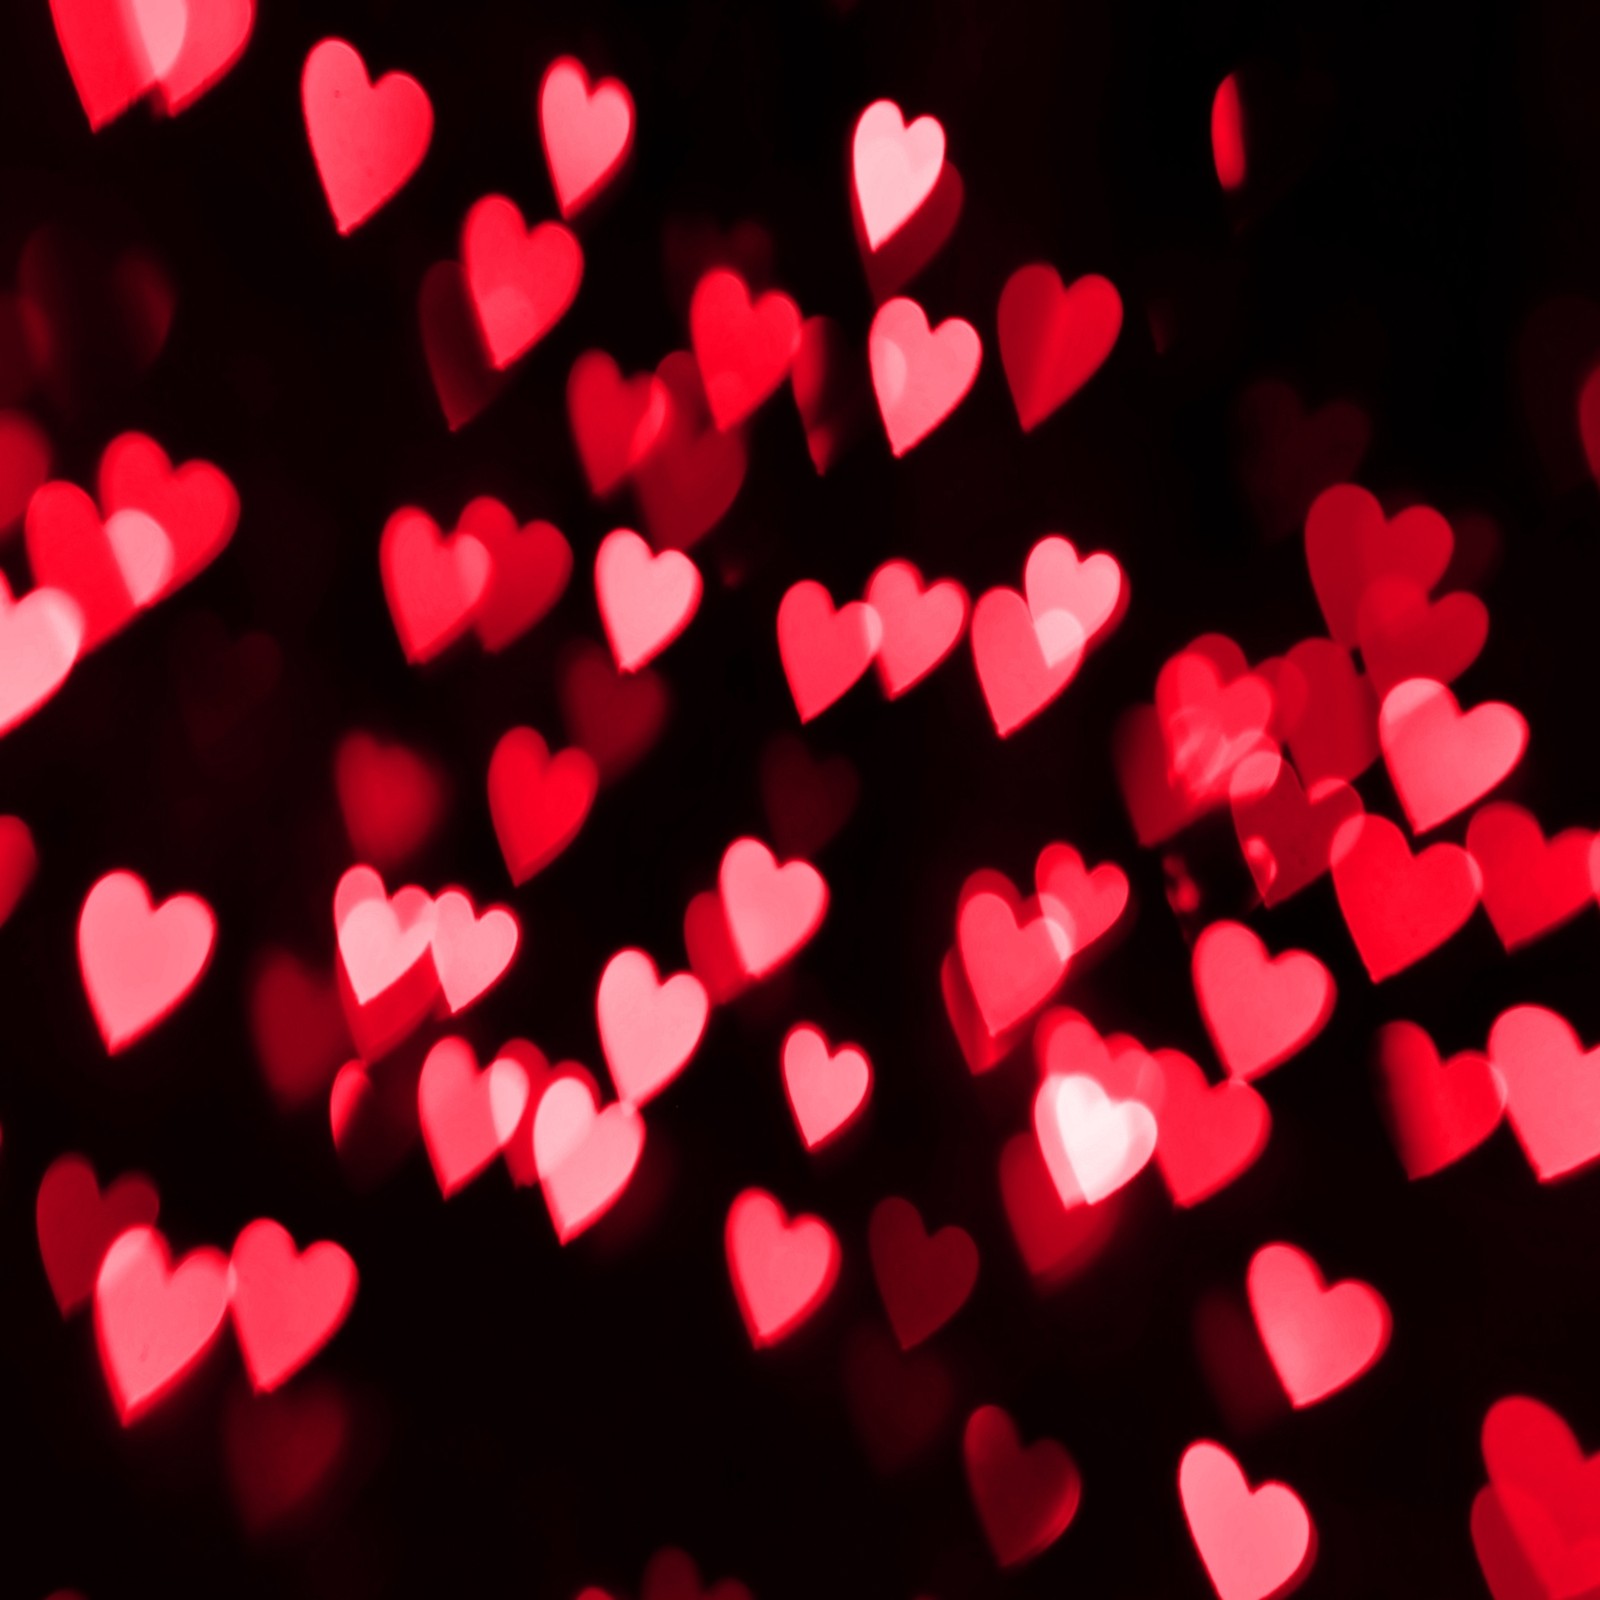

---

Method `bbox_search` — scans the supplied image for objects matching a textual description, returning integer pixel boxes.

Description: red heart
[429,888,518,1014]
[228,1218,357,1394]
[724,1188,839,1348]
[690,269,802,431]
[864,560,967,697]
[94,1226,230,1425]
[334,730,447,869]
[998,1130,1121,1285]
[962,1405,1081,1568]
[997,266,1122,432]
[49,0,156,128]
[758,734,859,860]
[36,1153,160,1317]
[567,351,669,497]
[596,948,709,1106]
[333,866,438,1009]
[633,352,748,549]
[596,529,701,672]
[1192,920,1334,1081]
[956,881,1070,1038]
[0,814,36,929]
[1179,1440,1315,1600]
[1034,841,1130,953]
[1488,1005,1600,1183]
[852,99,945,252]
[418,261,509,430]
[1373,1020,1505,1180]
[777,580,882,721]
[1269,637,1378,787]
[1246,1242,1390,1407]
[1230,751,1362,907]
[869,297,981,456]
[96,431,237,597]
[558,638,670,778]
[1467,802,1593,952]
[301,39,432,235]
[487,726,598,884]
[418,1037,530,1197]
[460,197,582,369]
[26,480,169,651]
[781,1023,872,1150]
[1380,678,1527,834]
[0,576,81,737]
[1330,812,1480,980]
[223,1379,351,1537]
[379,508,490,664]
[1304,482,1453,647]
[534,1079,645,1243]
[868,1196,977,1350]
[1151,1049,1270,1207]
[78,869,214,1053]
[248,949,349,1109]
[1356,574,1488,696]
[1156,641,1276,803]
[154,0,253,115]
[718,837,827,979]
[538,57,634,219]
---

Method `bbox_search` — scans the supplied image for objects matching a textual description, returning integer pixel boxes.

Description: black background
[3,0,1600,1595]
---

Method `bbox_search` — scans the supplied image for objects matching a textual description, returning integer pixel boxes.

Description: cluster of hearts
[20,8,1600,1600]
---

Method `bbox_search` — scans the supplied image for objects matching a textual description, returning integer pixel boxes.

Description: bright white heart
[1044,1073,1157,1204]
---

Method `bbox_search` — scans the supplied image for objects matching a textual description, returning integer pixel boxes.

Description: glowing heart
[539,57,634,219]
[725,1188,839,1348]
[1192,921,1334,1081]
[228,1219,357,1395]
[690,269,802,431]
[461,197,582,370]
[596,529,701,672]
[957,883,1071,1038]
[1467,802,1593,951]
[1033,1072,1158,1207]
[1488,1005,1600,1183]
[596,948,709,1106]
[417,1036,530,1197]
[963,1405,1081,1568]
[1246,1243,1390,1407]
[333,867,437,1007]
[535,1080,645,1242]
[867,1197,977,1350]
[153,0,253,115]
[302,39,432,235]
[0,575,81,737]
[429,889,518,1013]
[865,560,967,697]
[379,508,491,664]
[1179,1441,1315,1600]
[777,580,882,721]
[1374,1020,1505,1180]
[1379,678,1527,833]
[334,731,446,869]
[869,297,981,456]
[1230,751,1362,906]
[1151,1049,1270,1207]
[718,838,827,979]
[781,1023,872,1150]
[94,1226,230,1425]
[36,1154,160,1317]
[997,266,1121,432]
[50,0,158,129]
[568,351,669,497]
[852,100,945,252]
[1034,841,1129,953]
[487,726,598,883]
[78,869,215,1053]
[96,432,238,596]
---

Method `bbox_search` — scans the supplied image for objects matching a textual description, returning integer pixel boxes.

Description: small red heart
[962,1404,1081,1568]
[852,100,945,252]
[781,1023,872,1150]
[997,266,1121,432]
[1488,1005,1600,1183]
[1192,920,1333,1081]
[690,268,802,431]
[417,1036,530,1197]
[864,560,967,698]
[683,892,750,1003]
[559,639,670,778]
[1373,1020,1505,1180]
[1330,812,1481,981]
[78,869,215,1053]
[247,949,349,1109]
[868,1196,977,1349]
[1269,637,1378,787]
[538,57,634,219]
[596,948,709,1106]
[96,431,237,598]
[1246,1242,1390,1407]
[223,1379,351,1537]
[228,1218,357,1395]
[487,725,598,884]
[633,353,747,550]
[1179,1440,1315,1600]
[379,507,490,664]
[725,1188,839,1348]
[334,731,447,870]
[460,196,582,369]
[94,1226,230,1425]
[869,297,981,456]
[1356,574,1488,696]
[1380,678,1527,833]
[302,39,432,235]
[1151,1049,1270,1207]
[1034,841,1130,953]
[567,351,669,497]
[777,579,882,722]
[596,528,701,672]
[1467,802,1593,951]
[36,1153,160,1317]
[718,837,827,980]
[956,880,1070,1038]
